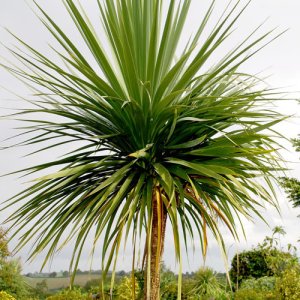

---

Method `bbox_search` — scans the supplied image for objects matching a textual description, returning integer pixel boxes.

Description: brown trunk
[143,188,167,300]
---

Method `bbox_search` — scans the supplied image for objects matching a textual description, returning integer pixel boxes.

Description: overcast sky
[0,0,300,274]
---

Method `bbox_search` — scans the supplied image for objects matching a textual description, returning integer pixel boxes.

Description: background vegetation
[1,226,300,299]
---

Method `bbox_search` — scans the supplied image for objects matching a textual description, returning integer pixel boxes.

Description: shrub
[34,279,49,299]
[274,268,300,300]
[265,249,298,276]
[181,278,195,300]
[240,276,275,292]
[188,267,229,300]
[117,276,140,300]
[160,267,177,300]
[161,281,177,300]
[133,269,144,298]
[230,249,272,285]
[235,268,300,300]
[234,289,276,300]
[0,291,15,300]
[230,248,297,286]
[234,276,277,300]
[45,288,89,300]
[0,259,31,299]
[257,227,298,277]
[84,279,100,293]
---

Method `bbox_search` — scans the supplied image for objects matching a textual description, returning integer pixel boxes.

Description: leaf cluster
[0,291,16,300]
[279,177,300,207]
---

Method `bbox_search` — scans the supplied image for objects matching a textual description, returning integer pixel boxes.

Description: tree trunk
[144,188,167,300]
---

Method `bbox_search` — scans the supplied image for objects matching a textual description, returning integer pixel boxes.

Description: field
[24,274,101,290]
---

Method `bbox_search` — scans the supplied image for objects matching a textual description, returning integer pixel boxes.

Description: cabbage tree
[1,0,285,299]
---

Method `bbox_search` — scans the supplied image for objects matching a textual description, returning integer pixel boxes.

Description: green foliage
[181,278,195,299]
[117,276,140,300]
[234,289,276,300]
[84,279,100,293]
[188,267,228,300]
[0,229,31,299]
[232,228,300,300]
[235,277,277,300]
[230,247,296,283]
[230,249,272,284]
[0,291,16,300]
[79,277,117,297]
[161,281,177,300]
[273,268,300,300]
[280,138,300,207]
[240,277,276,292]
[230,227,298,285]
[34,279,49,299]
[0,258,31,299]
[0,229,10,260]
[45,288,89,300]
[133,269,144,298]
[279,177,300,207]
[265,249,297,276]
[160,267,177,300]
[234,266,300,300]
[85,280,117,298]
[1,0,286,297]
[258,227,298,276]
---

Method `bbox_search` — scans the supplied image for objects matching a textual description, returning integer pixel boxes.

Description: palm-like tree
[189,267,225,300]
[1,1,285,299]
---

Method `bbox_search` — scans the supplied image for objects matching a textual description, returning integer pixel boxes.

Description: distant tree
[117,270,126,277]
[230,249,272,285]
[49,272,57,278]
[230,227,299,286]
[35,279,48,299]
[62,271,69,277]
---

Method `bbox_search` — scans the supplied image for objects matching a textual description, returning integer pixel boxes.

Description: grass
[24,274,101,290]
